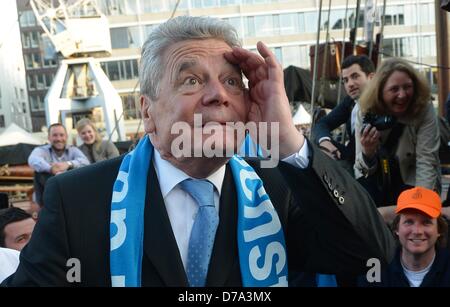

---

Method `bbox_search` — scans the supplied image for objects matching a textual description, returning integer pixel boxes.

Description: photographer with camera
[354,58,441,224]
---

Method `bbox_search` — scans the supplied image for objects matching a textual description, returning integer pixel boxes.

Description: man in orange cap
[361,186,450,287]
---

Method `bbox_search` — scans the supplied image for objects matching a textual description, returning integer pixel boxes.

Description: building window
[225,17,243,35]
[36,74,45,90]
[120,93,141,120]
[282,45,300,68]
[19,11,36,27]
[31,31,40,48]
[110,26,142,49]
[245,16,255,37]
[25,53,42,69]
[30,95,44,111]
[254,15,275,37]
[21,32,30,48]
[420,35,436,57]
[43,58,57,67]
[0,115,5,128]
[44,74,53,88]
[419,3,434,25]
[273,47,282,64]
[404,4,417,26]
[304,11,319,33]
[280,13,299,35]
[98,0,125,16]
[27,74,36,90]
[101,59,139,81]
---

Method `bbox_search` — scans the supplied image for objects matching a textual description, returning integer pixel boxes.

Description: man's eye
[226,78,238,86]
[183,77,199,86]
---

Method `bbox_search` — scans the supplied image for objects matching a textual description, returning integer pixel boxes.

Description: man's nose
[411,223,424,234]
[202,80,228,106]
[347,79,356,87]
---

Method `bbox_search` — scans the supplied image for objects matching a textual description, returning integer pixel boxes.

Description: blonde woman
[355,58,440,220]
[76,118,120,163]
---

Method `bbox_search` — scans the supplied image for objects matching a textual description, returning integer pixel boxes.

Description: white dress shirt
[0,247,20,283]
[153,142,309,270]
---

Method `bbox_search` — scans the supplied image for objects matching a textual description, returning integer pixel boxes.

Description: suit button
[338,196,345,205]
[333,189,339,198]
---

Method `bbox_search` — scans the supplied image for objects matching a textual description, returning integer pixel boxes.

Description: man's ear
[141,95,156,134]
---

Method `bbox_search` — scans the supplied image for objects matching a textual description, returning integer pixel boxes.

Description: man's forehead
[342,64,364,76]
[50,127,66,134]
[166,39,232,64]
[5,218,34,233]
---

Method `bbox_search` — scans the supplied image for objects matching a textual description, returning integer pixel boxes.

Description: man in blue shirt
[28,123,89,206]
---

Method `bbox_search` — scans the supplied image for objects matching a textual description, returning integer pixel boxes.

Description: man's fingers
[256,41,282,81]
[226,46,268,83]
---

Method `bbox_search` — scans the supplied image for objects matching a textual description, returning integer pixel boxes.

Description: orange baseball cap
[396,187,442,218]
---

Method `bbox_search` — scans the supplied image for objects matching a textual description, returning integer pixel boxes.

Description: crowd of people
[1,15,450,287]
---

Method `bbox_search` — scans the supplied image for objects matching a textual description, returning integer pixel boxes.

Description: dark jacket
[2,142,395,286]
[313,96,356,163]
[359,248,450,287]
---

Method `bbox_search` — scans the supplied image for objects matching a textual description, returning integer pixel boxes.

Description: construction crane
[30,0,125,141]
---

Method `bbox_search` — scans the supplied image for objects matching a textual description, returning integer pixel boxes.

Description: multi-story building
[94,0,438,133]
[0,0,31,132]
[16,0,59,132]
[14,0,439,134]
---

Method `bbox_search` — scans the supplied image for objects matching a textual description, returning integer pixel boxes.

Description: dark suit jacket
[2,142,395,286]
[358,249,450,287]
[313,96,356,163]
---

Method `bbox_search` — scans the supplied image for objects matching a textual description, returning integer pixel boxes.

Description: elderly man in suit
[3,16,395,287]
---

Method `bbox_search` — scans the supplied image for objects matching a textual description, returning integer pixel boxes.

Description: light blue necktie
[180,179,218,287]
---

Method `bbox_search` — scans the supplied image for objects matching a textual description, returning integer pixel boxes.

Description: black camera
[361,113,397,133]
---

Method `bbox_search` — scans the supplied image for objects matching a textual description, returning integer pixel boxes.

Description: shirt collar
[153,149,226,198]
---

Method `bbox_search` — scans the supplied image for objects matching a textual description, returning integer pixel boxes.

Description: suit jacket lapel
[143,163,188,286]
[206,164,240,286]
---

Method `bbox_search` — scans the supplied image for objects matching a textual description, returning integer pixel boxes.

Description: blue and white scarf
[109,136,288,287]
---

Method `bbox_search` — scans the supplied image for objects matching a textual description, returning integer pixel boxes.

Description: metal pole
[435,0,450,116]
[352,0,361,54]
[377,0,387,65]
[337,0,350,105]
[170,0,181,19]
[113,109,122,141]
[368,0,378,59]
[309,0,324,137]
[321,0,333,84]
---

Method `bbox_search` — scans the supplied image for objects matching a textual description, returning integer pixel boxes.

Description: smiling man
[360,187,450,287]
[3,16,395,287]
[28,123,90,206]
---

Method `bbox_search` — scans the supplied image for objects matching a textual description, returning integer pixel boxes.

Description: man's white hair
[139,15,242,100]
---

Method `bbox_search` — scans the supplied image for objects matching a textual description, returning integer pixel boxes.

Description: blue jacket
[360,248,450,287]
